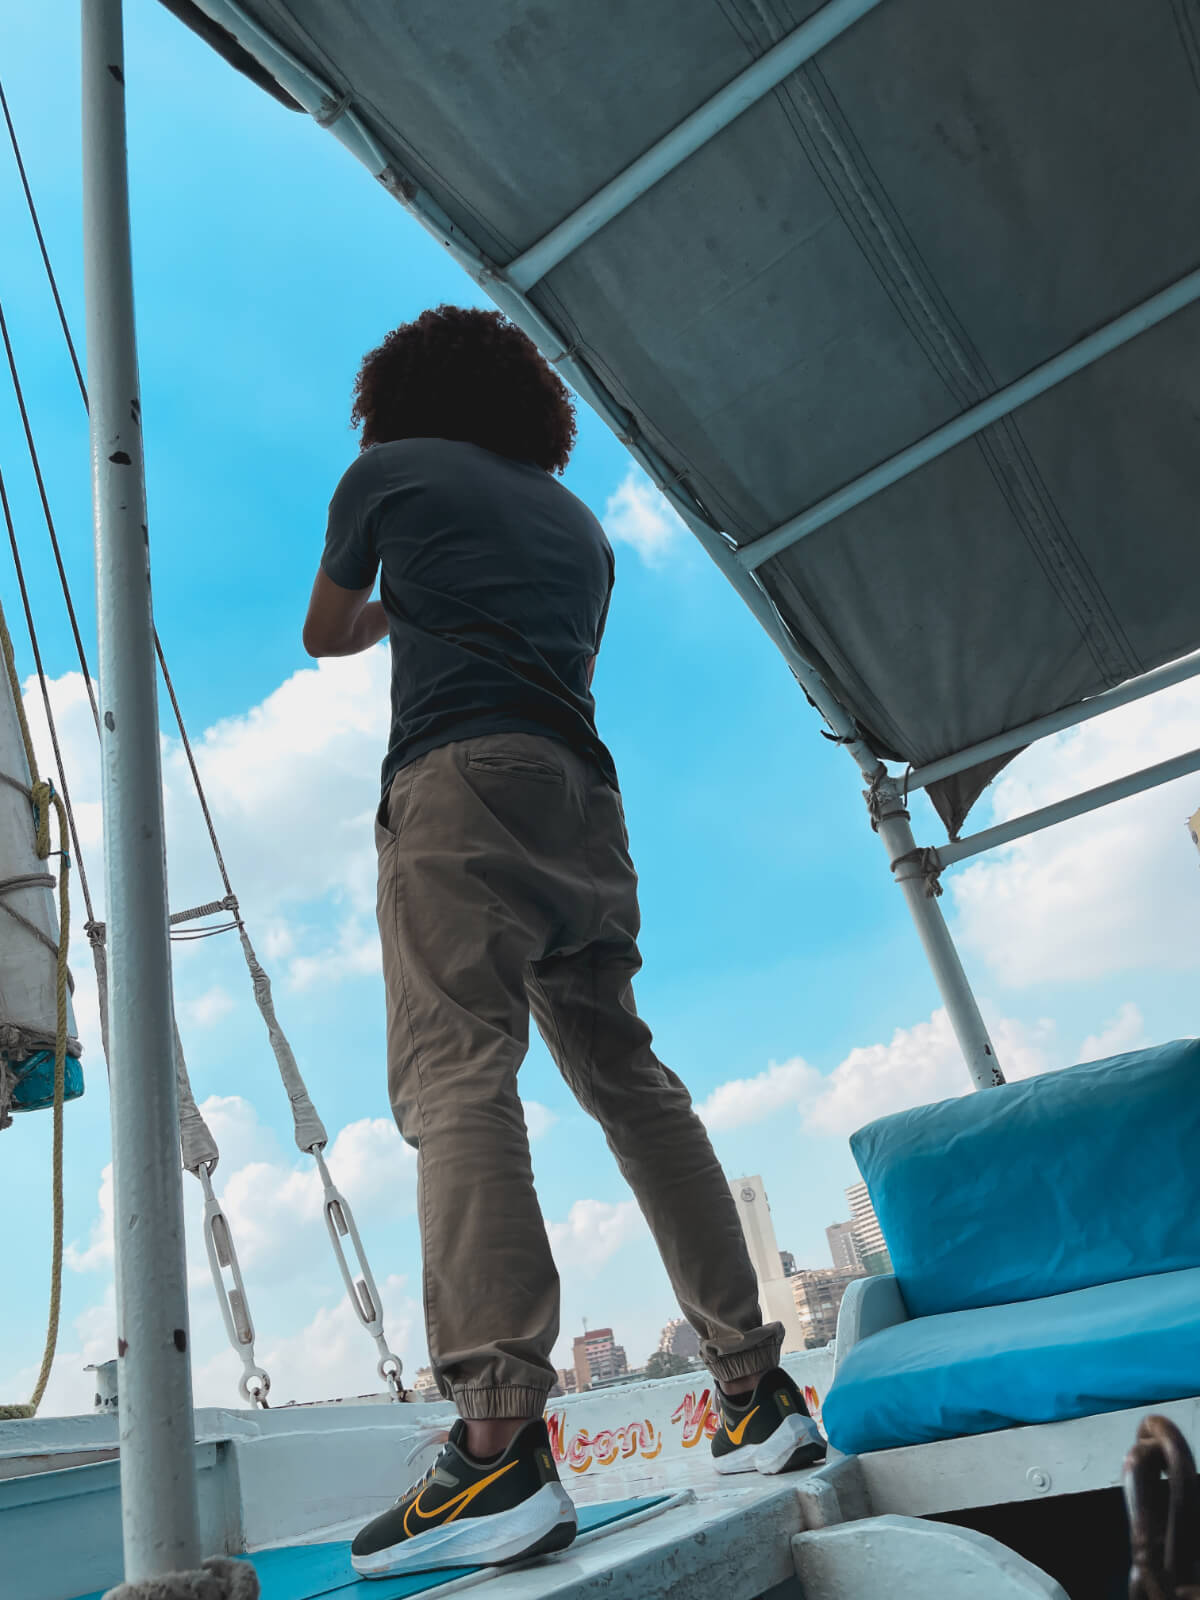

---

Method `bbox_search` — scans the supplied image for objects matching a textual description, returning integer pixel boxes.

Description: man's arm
[302,569,389,658]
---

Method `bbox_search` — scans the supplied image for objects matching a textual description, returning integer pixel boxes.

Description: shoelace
[393,1429,452,1506]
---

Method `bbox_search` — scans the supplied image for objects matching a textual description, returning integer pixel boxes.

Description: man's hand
[303,570,389,657]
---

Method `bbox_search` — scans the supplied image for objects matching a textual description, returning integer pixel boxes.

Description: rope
[101,1557,260,1600]
[0,595,71,1419]
[890,845,945,899]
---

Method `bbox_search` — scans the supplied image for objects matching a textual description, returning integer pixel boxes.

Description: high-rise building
[826,1219,862,1272]
[412,1365,441,1402]
[791,1266,866,1348]
[729,1175,807,1354]
[657,1318,700,1360]
[556,1367,578,1395]
[779,1249,797,1277]
[573,1327,628,1391]
[846,1181,892,1274]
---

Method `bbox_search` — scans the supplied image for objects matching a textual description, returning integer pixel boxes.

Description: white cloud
[697,1057,819,1132]
[66,1162,114,1273]
[20,655,392,1033]
[603,470,686,567]
[949,678,1200,988]
[804,1009,1057,1136]
[214,1109,415,1283]
[182,986,235,1029]
[1078,1001,1145,1064]
[547,1198,645,1274]
[693,1005,1072,1145]
[523,1099,557,1140]
[287,917,381,990]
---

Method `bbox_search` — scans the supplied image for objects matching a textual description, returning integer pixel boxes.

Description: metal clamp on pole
[312,1147,405,1398]
[867,774,1004,1091]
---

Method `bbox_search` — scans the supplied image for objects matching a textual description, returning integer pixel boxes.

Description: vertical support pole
[82,0,201,1579]
[870,777,1004,1089]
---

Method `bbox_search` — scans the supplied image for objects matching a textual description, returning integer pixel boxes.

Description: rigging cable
[1,73,405,1400]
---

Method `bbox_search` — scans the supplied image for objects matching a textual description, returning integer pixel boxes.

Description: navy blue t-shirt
[321,438,617,799]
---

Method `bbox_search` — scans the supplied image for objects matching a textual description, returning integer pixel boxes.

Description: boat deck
[2,1356,832,1600]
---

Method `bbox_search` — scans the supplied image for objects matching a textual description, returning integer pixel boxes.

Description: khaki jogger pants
[375,732,783,1419]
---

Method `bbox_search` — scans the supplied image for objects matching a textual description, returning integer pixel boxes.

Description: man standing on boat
[303,305,825,1578]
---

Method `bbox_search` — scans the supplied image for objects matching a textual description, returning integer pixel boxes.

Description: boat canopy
[165,0,1200,836]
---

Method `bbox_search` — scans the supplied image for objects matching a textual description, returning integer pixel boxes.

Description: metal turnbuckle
[312,1146,405,1399]
[197,1164,271,1408]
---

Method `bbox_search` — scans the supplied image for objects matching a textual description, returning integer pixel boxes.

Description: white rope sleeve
[174,1024,221,1175]
[91,928,220,1172]
[236,925,327,1152]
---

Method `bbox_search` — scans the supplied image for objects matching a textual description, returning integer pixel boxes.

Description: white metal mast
[82,0,202,1577]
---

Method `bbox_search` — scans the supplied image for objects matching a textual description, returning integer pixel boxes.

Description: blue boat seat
[822,1039,1200,1456]
[823,1265,1200,1455]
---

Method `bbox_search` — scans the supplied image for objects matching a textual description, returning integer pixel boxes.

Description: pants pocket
[466,750,565,784]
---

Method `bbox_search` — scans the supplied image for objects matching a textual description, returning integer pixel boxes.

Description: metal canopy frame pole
[739,263,1200,570]
[506,0,888,290]
[907,649,1200,790]
[871,777,1004,1088]
[184,0,1005,1090]
[82,0,201,1579]
[937,745,1200,867]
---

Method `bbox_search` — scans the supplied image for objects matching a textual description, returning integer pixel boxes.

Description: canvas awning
[166,0,1200,835]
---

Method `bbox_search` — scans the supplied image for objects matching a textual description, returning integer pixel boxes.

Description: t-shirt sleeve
[320,459,379,592]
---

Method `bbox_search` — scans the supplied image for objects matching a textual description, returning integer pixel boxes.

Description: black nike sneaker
[350,1417,577,1578]
[710,1367,827,1475]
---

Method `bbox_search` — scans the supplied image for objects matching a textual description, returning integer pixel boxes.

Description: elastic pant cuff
[452,1383,550,1421]
[707,1333,784,1385]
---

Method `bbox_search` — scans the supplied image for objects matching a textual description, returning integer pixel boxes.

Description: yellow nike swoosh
[403,1459,518,1540]
[725,1406,760,1447]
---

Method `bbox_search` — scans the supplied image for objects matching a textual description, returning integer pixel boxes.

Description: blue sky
[1,3,1196,1412]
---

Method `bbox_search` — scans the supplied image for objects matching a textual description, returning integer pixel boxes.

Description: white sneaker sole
[713,1412,827,1477]
[351,1482,578,1578]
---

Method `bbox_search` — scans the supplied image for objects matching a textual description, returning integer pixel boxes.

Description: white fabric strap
[237,926,327,1152]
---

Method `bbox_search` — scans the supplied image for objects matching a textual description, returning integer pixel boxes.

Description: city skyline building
[573,1326,628,1391]
[411,1366,440,1402]
[791,1266,866,1348]
[846,1181,893,1274]
[729,1174,807,1353]
[657,1317,700,1361]
[826,1219,863,1272]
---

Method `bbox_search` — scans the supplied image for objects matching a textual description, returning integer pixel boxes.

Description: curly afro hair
[350,305,577,473]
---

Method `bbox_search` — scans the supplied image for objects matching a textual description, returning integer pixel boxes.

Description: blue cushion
[822,1266,1200,1455]
[851,1039,1200,1317]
